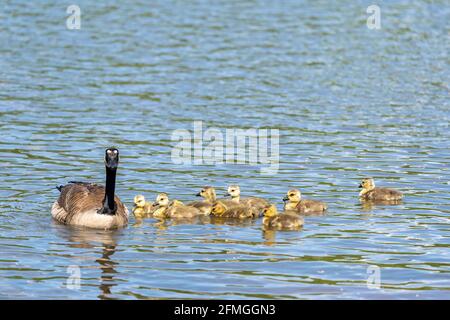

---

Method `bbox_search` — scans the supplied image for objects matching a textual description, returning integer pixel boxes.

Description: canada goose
[211,201,254,219]
[227,185,270,217]
[263,205,304,230]
[359,178,403,201]
[52,148,129,230]
[283,189,327,214]
[133,195,153,219]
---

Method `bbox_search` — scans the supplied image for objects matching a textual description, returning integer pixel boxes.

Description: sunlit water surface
[0,1,449,299]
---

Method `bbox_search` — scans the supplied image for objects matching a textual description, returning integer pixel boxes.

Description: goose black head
[105,148,119,170]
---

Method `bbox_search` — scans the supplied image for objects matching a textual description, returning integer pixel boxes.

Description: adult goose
[51,148,129,229]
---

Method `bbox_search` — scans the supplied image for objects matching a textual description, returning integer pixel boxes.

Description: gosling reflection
[209,216,256,227]
[53,224,120,300]
[359,199,403,211]
[262,229,277,246]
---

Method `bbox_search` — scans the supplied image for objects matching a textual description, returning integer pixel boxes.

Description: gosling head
[359,178,375,196]
[155,193,170,206]
[359,178,375,191]
[105,148,119,170]
[263,205,278,217]
[211,201,227,215]
[133,195,146,208]
[227,185,241,198]
[283,189,301,203]
[196,186,216,202]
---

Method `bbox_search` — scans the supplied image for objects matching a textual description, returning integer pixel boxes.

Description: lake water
[0,0,449,299]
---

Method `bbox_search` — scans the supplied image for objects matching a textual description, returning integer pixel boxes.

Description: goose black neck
[102,167,117,214]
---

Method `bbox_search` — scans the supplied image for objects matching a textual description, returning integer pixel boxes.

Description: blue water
[0,0,449,299]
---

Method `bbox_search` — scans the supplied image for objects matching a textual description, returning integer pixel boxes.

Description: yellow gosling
[227,185,270,217]
[133,195,153,219]
[211,201,254,219]
[262,205,303,230]
[283,189,327,214]
[166,200,203,219]
[152,193,170,218]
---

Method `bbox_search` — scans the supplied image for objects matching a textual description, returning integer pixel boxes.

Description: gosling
[359,178,403,201]
[283,189,327,214]
[188,186,237,214]
[154,194,206,219]
[211,201,254,219]
[151,193,171,218]
[263,205,304,230]
[132,195,154,219]
[166,200,204,219]
[227,185,270,217]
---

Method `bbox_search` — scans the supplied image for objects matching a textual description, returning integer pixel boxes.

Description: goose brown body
[51,148,129,230]
[52,182,128,229]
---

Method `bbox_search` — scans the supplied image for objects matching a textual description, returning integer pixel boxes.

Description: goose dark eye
[290,194,294,196]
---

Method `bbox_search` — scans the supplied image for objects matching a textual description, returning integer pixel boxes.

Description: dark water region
[0,1,449,299]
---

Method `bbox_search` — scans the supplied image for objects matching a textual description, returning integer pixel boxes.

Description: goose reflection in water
[53,223,121,300]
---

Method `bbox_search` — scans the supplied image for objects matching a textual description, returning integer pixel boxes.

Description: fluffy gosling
[133,195,153,219]
[166,200,203,219]
[227,185,270,217]
[262,205,304,230]
[188,186,236,214]
[359,178,403,201]
[283,189,327,214]
[211,201,254,219]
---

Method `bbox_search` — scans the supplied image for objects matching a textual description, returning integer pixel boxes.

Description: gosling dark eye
[290,194,294,196]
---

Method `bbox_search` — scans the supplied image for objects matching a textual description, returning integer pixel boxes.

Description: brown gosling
[283,189,327,214]
[227,185,270,217]
[359,178,403,201]
[262,205,304,230]
[211,201,254,219]
[132,195,154,219]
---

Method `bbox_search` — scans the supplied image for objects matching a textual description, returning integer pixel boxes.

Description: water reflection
[0,0,449,299]
[54,225,120,300]
[359,200,403,211]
